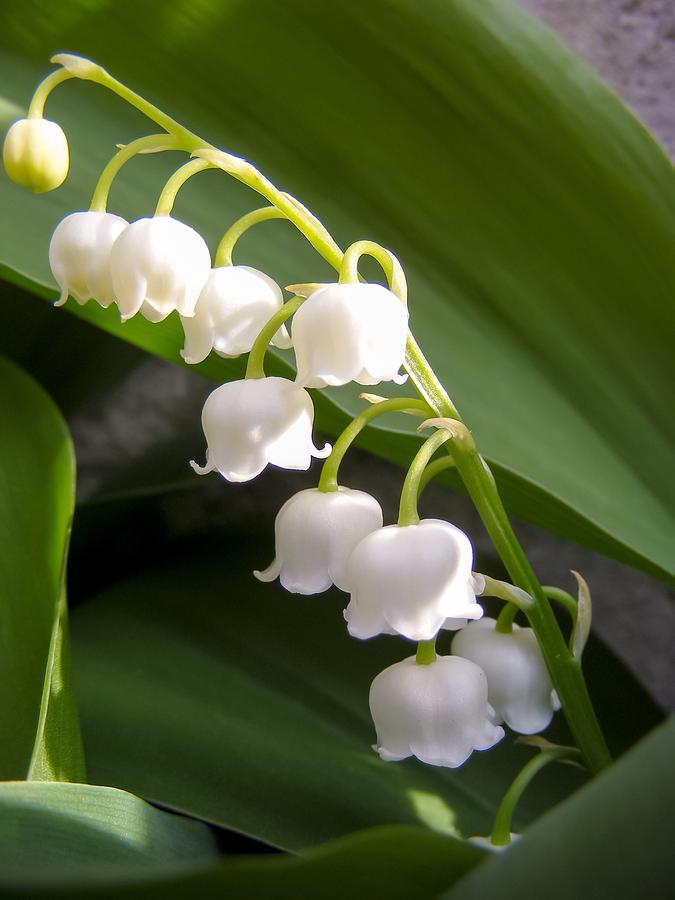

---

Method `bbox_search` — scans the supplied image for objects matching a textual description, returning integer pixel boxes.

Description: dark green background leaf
[0,356,84,781]
[0,0,673,580]
[443,716,675,900]
[69,536,660,851]
[0,781,218,885]
[1,823,483,899]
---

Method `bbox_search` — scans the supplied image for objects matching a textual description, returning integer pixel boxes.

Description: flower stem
[245,295,305,379]
[397,430,451,525]
[215,206,288,267]
[338,240,408,304]
[89,134,178,212]
[27,67,75,118]
[155,158,213,216]
[317,397,432,493]
[416,455,456,498]
[415,639,437,665]
[543,585,578,621]
[491,746,583,846]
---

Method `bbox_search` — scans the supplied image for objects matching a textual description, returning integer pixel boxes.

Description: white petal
[110,216,211,322]
[195,377,324,483]
[258,487,383,596]
[292,283,408,388]
[48,211,127,309]
[452,618,558,734]
[345,519,477,641]
[369,655,503,769]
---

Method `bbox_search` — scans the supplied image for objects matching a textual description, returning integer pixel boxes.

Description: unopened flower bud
[255,487,383,594]
[369,655,504,768]
[191,376,330,482]
[292,282,408,387]
[3,118,69,193]
[344,519,483,641]
[110,216,211,322]
[180,265,291,364]
[452,618,561,734]
[49,211,128,308]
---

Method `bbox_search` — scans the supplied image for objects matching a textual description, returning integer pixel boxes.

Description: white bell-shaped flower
[344,519,483,641]
[3,118,69,193]
[370,655,504,767]
[452,618,560,734]
[291,282,409,388]
[180,265,292,364]
[49,211,128,308]
[254,487,383,594]
[110,216,211,322]
[191,376,330,482]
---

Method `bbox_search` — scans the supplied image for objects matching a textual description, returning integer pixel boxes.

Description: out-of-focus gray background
[67,0,675,708]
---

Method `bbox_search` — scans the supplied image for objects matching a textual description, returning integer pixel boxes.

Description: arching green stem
[27,67,75,118]
[51,55,204,150]
[398,430,452,525]
[245,295,304,379]
[155,158,213,216]
[90,134,178,212]
[317,398,432,493]
[495,602,519,634]
[416,455,456,499]
[215,206,288,267]
[339,239,408,304]
[491,747,583,846]
[543,585,578,621]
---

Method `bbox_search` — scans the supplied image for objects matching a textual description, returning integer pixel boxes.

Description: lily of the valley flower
[180,264,292,364]
[191,376,330,482]
[110,216,211,322]
[344,519,483,641]
[3,118,69,192]
[452,618,561,734]
[369,655,504,767]
[292,282,409,387]
[254,487,383,594]
[49,210,128,308]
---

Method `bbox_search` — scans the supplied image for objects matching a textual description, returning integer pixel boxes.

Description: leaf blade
[0,355,84,781]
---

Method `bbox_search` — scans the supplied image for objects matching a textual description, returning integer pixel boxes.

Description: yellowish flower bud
[3,118,69,193]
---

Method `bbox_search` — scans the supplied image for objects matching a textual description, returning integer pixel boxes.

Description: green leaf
[2,822,482,899]
[69,537,659,852]
[442,716,675,899]
[0,780,218,886]
[0,356,84,781]
[0,0,674,579]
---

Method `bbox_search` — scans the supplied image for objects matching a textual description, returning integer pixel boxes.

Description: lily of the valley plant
[4,53,611,847]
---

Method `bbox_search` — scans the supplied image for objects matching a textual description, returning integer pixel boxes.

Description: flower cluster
[4,74,562,777]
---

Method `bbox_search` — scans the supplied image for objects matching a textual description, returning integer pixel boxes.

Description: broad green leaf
[0,0,674,580]
[0,356,84,781]
[1,823,482,899]
[443,715,675,900]
[0,780,218,885]
[69,537,659,852]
